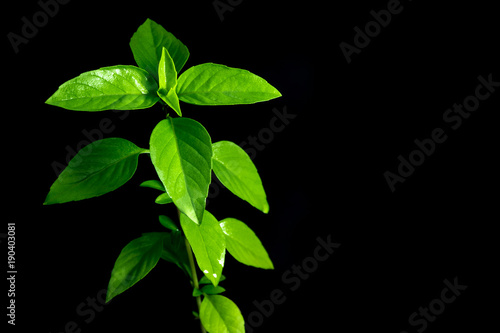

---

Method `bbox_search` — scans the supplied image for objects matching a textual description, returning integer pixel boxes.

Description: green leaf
[159,87,182,116]
[130,18,189,81]
[158,47,181,116]
[201,285,226,295]
[44,138,146,205]
[219,218,274,269]
[106,232,166,303]
[193,288,204,297]
[177,63,281,106]
[45,65,159,111]
[155,192,173,205]
[212,141,269,213]
[180,211,225,286]
[160,230,192,278]
[200,295,245,333]
[158,215,178,231]
[150,117,212,224]
[199,275,226,285]
[139,180,165,191]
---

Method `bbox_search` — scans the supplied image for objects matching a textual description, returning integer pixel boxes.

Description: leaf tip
[262,202,270,214]
[105,290,114,304]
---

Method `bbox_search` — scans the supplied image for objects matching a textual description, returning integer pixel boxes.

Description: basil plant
[44,19,281,333]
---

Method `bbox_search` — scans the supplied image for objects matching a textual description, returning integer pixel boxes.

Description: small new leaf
[155,192,173,205]
[46,65,159,111]
[177,63,281,106]
[201,285,226,295]
[158,215,178,231]
[158,47,181,116]
[44,138,146,205]
[139,180,165,192]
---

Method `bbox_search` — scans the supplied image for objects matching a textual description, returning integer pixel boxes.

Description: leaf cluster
[44,19,281,333]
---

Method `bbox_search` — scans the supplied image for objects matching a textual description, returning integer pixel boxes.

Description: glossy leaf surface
[46,66,159,111]
[200,295,244,333]
[158,47,181,116]
[180,211,225,286]
[177,63,281,105]
[106,232,166,302]
[44,138,146,205]
[150,117,212,224]
[220,218,273,269]
[212,141,269,213]
[130,18,189,81]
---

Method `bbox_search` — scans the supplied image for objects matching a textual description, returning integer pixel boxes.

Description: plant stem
[183,219,207,333]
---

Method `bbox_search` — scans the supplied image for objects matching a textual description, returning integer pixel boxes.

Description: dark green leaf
[158,215,178,231]
[220,218,274,269]
[200,295,244,333]
[201,285,226,295]
[180,211,225,286]
[139,180,165,191]
[193,288,203,297]
[130,18,189,81]
[44,138,146,205]
[160,230,191,278]
[212,141,269,213]
[106,232,166,302]
[150,117,212,224]
[177,63,281,106]
[46,65,159,111]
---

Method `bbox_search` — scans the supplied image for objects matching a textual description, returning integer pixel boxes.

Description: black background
[4,0,498,332]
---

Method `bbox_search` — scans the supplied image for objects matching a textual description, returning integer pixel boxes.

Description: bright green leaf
[158,47,177,92]
[212,141,269,213]
[158,215,178,231]
[139,180,165,191]
[45,65,159,111]
[130,18,189,81]
[150,117,212,224]
[44,138,146,205]
[155,192,173,204]
[193,288,204,297]
[200,295,244,333]
[106,232,166,303]
[180,211,225,286]
[219,218,274,269]
[158,88,182,117]
[158,47,181,116]
[199,275,226,285]
[177,63,281,106]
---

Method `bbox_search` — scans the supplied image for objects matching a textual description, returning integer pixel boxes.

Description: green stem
[181,210,207,333]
